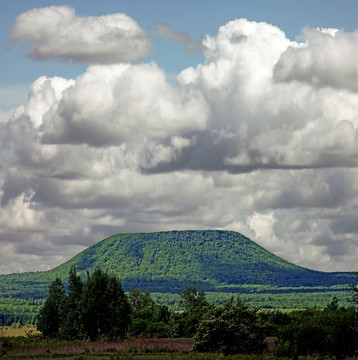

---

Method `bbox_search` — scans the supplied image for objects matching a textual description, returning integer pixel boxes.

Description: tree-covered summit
[48,230,351,292]
[0,230,353,302]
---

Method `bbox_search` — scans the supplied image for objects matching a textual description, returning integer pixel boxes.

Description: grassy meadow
[0,326,38,337]
[2,330,358,359]
[1,330,194,359]
[0,329,296,360]
[0,329,262,359]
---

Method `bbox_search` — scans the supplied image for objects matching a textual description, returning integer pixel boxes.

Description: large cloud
[174,20,358,172]
[1,17,358,274]
[41,63,209,147]
[274,27,358,91]
[11,6,152,63]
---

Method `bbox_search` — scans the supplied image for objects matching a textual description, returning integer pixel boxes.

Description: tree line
[37,266,130,340]
[37,267,358,359]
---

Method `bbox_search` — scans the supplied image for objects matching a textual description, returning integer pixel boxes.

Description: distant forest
[27,267,358,359]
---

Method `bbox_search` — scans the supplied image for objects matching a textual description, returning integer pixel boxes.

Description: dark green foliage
[127,286,210,338]
[59,265,83,339]
[194,296,266,355]
[172,286,212,337]
[129,288,155,311]
[258,309,291,337]
[275,298,358,359]
[172,309,207,338]
[36,278,65,338]
[128,288,171,337]
[37,267,131,341]
[179,285,209,312]
[80,268,131,340]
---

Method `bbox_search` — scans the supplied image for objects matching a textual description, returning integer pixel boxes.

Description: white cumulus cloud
[38,63,209,147]
[11,6,152,64]
[176,19,358,172]
[274,27,358,91]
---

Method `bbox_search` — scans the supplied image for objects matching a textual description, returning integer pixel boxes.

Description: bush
[194,296,266,355]
[275,298,358,360]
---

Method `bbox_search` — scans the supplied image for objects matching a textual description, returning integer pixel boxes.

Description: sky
[1,0,358,274]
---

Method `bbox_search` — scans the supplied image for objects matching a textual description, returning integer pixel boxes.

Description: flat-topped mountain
[0,230,352,299]
[55,230,351,291]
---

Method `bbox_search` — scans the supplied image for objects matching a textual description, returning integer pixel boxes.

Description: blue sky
[1,1,358,274]
[2,0,358,107]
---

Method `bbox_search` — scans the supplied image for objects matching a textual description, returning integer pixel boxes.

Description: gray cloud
[151,22,204,53]
[274,27,358,91]
[332,219,358,234]
[11,6,152,64]
[1,18,358,274]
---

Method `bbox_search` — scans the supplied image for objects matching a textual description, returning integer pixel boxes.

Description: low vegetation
[2,267,357,359]
[0,335,194,359]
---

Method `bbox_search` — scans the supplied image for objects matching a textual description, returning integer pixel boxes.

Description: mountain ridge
[0,230,353,299]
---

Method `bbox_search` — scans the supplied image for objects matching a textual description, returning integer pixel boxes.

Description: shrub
[275,298,358,360]
[194,296,266,355]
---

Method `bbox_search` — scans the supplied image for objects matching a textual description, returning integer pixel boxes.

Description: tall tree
[81,268,131,340]
[128,288,170,337]
[129,288,155,311]
[179,285,209,312]
[59,265,83,339]
[36,278,65,338]
[37,267,131,341]
[103,273,131,339]
[176,285,211,337]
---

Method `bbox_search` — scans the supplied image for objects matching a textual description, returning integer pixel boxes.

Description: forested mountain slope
[0,230,352,298]
[53,230,352,291]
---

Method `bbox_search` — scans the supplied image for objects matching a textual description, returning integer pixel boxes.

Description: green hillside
[50,230,352,291]
[0,230,353,299]
[0,230,355,325]
[1,230,355,325]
